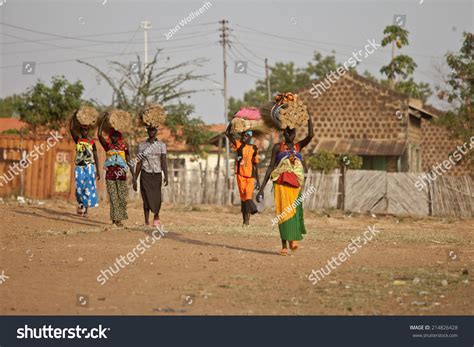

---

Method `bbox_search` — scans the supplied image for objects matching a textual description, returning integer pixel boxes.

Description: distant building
[298,72,472,176]
[152,123,227,178]
[0,118,27,133]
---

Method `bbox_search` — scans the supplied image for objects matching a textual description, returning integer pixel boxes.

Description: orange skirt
[236,175,254,201]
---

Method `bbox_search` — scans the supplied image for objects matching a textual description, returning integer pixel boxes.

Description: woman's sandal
[77,204,86,216]
[289,241,299,251]
[280,248,289,256]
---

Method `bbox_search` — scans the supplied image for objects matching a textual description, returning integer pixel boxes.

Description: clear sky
[0,0,472,124]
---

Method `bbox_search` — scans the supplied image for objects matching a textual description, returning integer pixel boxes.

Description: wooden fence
[0,134,107,201]
[429,175,474,218]
[0,133,471,218]
[160,168,342,211]
[160,168,473,217]
[344,170,473,217]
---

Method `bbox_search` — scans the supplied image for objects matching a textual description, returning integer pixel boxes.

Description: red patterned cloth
[105,142,129,181]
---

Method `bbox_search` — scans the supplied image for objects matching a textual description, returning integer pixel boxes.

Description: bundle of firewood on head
[140,104,167,129]
[74,105,100,127]
[103,108,133,133]
[230,107,270,136]
[260,92,309,130]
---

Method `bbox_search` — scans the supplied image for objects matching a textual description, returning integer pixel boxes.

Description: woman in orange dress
[225,124,260,226]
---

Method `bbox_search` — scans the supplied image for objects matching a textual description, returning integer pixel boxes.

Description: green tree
[306,150,339,173]
[165,102,214,154]
[366,27,434,104]
[307,151,362,172]
[78,52,208,112]
[380,25,418,89]
[306,51,342,79]
[436,32,473,154]
[394,78,432,102]
[0,95,24,118]
[15,76,84,133]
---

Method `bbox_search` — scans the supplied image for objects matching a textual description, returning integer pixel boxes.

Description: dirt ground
[0,199,472,315]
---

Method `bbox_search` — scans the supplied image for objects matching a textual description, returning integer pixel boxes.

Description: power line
[233,24,445,60]
[0,22,141,44]
[0,31,120,56]
[228,39,266,68]
[230,33,270,61]
[0,21,218,45]
[83,26,141,99]
[226,52,263,79]
[1,30,218,57]
[228,46,265,69]
[0,29,140,46]
[227,49,263,75]
[0,41,219,70]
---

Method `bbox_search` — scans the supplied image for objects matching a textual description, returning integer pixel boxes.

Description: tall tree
[78,51,213,152]
[15,76,84,133]
[380,25,417,89]
[78,51,208,112]
[306,51,341,79]
[436,32,473,153]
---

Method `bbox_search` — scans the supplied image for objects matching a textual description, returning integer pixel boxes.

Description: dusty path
[0,200,472,315]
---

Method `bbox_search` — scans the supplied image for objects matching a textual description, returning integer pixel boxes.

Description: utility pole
[265,58,271,101]
[219,19,231,204]
[141,21,151,67]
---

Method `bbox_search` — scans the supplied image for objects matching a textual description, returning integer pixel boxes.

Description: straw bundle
[141,104,167,128]
[259,95,309,130]
[278,99,309,129]
[75,106,99,126]
[105,108,132,133]
[231,117,269,133]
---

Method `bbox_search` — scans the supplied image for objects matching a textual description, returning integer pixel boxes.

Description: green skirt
[274,183,306,241]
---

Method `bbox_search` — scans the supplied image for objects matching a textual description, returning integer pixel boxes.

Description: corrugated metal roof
[0,118,27,132]
[313,138,407,156]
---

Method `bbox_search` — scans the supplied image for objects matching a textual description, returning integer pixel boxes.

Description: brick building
[298,72,472,177]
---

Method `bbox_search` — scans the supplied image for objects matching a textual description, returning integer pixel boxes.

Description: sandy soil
[0,199,472,315]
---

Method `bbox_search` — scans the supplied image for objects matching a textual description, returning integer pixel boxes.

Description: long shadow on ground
[13,209,107,228]
[135,228,277,257]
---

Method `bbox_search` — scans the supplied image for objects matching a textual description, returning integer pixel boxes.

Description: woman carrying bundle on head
[226,107,262,227]
[257,93,314,255]
[97,113,134,227]
[70,107,100,216]
[133,105,169,228]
